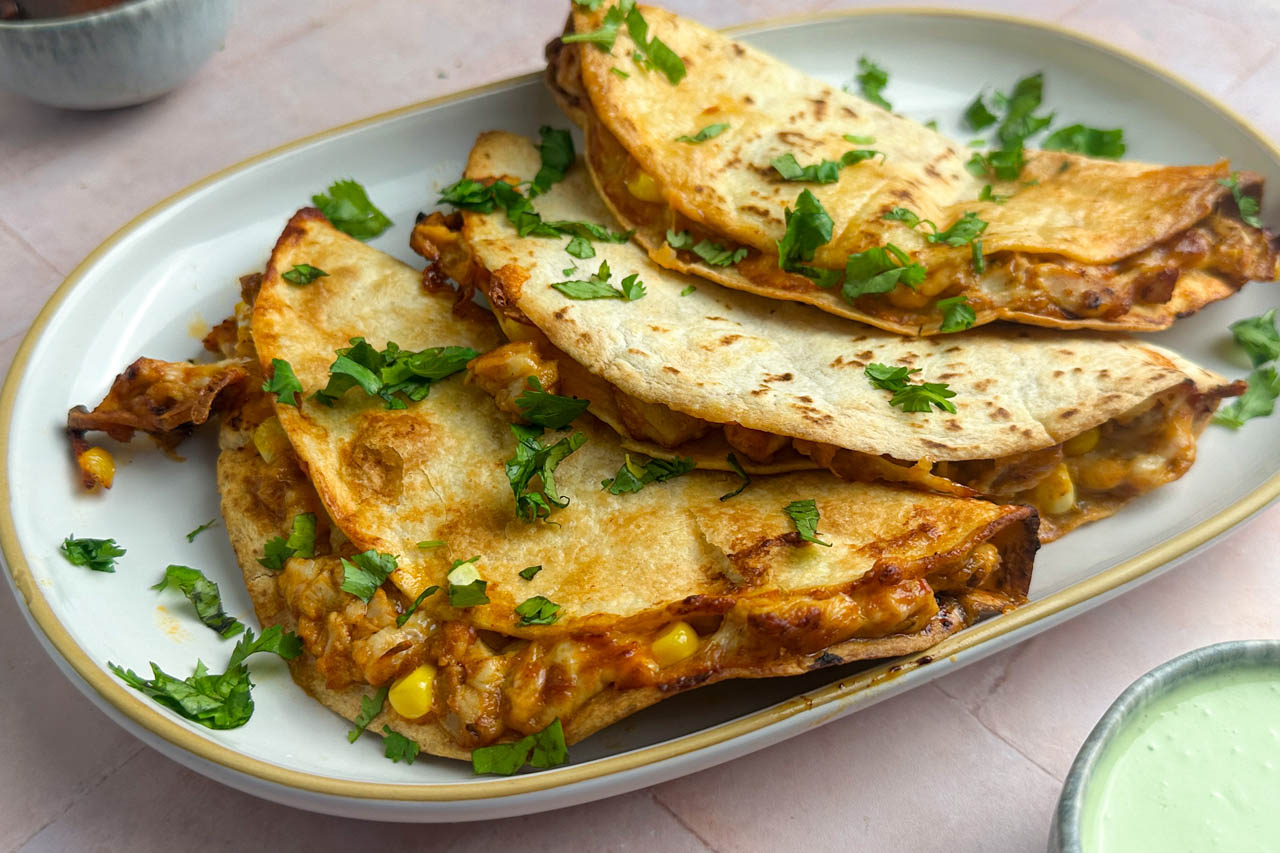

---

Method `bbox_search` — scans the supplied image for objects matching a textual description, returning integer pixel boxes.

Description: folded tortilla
[215,209,1037,758]
[436,131,1241,542]
[547,4,1277,335]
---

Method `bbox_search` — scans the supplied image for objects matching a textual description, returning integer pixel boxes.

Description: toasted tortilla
[231,209,1037,757]
[549,4,1277,335]
[449,131,1239,540]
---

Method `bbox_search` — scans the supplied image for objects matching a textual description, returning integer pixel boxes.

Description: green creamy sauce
[1081,666,1280,852]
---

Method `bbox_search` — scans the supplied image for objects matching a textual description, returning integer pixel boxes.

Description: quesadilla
[427,130,1242,541]
[547,4,1277,335]
[211,209,1036,758]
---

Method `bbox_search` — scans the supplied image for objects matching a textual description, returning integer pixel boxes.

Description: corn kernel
[626,170,664,203]
[1033,462,1076,516]
[387,663,436,720]
[652,621,699,667]
[1063,427,1101,457]
[78,447,115,490]
[252,417,289,463]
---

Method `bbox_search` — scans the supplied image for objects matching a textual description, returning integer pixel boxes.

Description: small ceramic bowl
[0,0,232,109]
[1049,640,1280,852]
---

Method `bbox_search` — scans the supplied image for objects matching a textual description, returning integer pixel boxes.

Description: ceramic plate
[3,8,1278,822]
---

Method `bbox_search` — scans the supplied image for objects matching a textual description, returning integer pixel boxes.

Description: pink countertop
[2,1,1278,849]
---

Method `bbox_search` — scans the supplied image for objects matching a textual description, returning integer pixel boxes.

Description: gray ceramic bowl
[0,0,232,109]
[1049,640,1280,852]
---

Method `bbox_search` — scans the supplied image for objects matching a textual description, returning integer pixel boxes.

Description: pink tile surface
[2,1,1278,850]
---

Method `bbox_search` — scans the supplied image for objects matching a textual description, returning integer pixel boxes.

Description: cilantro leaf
[515,595,561,626]
[777,190,834,273]
[312,179,392,240]
[928,211,988,247]
[865,363,957,414]
[882,207,928,229]
[967,147,1025,181]
[1042,124,1126,158]
[416,540,444,550]
[60,535,125,573]
[624,4,685,84]
[281,263,328,285]
[1218,172,1264,228]
[680,285,697,297]
[505,424,588,522]
[530,126,575,196]
[610,66,629,79]
[971,240,986,274]
[964,93,998,130]
[436,178,497,212]
[447,556,489,607]
[262,358,303,407]
[601,453,696,494]
[185,518,218,543]
[783,499,831,547]
[347,685,388,742]
[109,625,301,731]
[396,586,440,627]
[382,727,420,764]
[515,376,590,429]
[692,240,749,267]
[565,235,594,259]
[666,229,694,249]
[1214,367,1280,429]
[720,453,751,501]
[562,2,625,50]
[519,565,542,581]
[471,718,569,776]
[151,564,244,639]
[339,550,399,602]
[258,537,293,572]
[855,56,891,110]
[551,260,644,301]
[312,337,477,409]
[1230,309,1280,367]
[619,273,646,300]
[995,72,1051,149]
[772,148,882,184]
[675,123,728,144]
[257,512,316,571]
[842,244,926,302]
[938,295,978,333]
[978,184,1009,204]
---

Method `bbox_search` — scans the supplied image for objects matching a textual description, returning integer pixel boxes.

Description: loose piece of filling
[550,42,1276,329]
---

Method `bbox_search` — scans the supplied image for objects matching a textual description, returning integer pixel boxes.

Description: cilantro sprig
[262,358,303,407]
[601,453,696,494]
[666,230,748,266]
[382,727,421,764]
[186,518,218,543]
[777,189,834,277]
[1230,309,1280,366]
[340,550,399,602]
[551,259,645,301]
[515,376,590,429]
[110,625,302,730]
[865,363,958,414]
[842,244,926,302]
[312,338,477,409]
[1218,172,1263,228]
[1214,367,1280,429]
[938,295,977,333]
[312,179,393,240]
[530,126,575,197]
[515,595,561,627]
[854,56,891,110]
[506,424,587,522]
[471,718,569,776]
[1043,124,1126,158]
[152,564,245,639]
[60,535,125,573]
[783,499,831,547]
[347,685,388,742]
[258,512,316,571]
[437,177,631,246]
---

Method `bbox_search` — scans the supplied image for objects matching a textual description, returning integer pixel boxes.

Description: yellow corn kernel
[1063,427,1101,457]
[626,170,664,203]
[252,417,289,463]
[652,621,699,667]
[1033,462,1077,516]
[387,663,436,720]
[78,447,115,489]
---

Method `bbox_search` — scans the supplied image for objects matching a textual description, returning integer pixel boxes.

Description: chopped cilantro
[437,178,630,245]
[257,513,315,572]
[623,3,686,84]
[971,240,986,274]
[312,338,477,409]
[978,185,1009,204]
[339,550,399,602]
[562,3,625,50]
[720,452,751,502]
[855,56,891,110]
[777,189,834,274]
[416,540,445,550]
[61,535,125,573]
[151,564,244,639]
[515,376,590,429]
[506,424,588,522]
[446,556,489,607]
[842,244,927,302]
[1218,172,1263,228]
[382,727,420,764]
[865,363,957,414]
[929,211,988,247]
[519,565,543,581]
[281,264,328,285]
[771,148,882,184]
[1214,367,1280,429]
[530,126,575,196]
[185,518,218,543]
[565,235,595,259]
[666,229,694,249]
[396,585,440,627]
[262,358,303,407]
[610,66,630,79]
[312,179,392,240]
[680,285,697,297]
[515,595,561,626]
[551,259,645,301]
[963,93,998,130]
[1042,124,1126,158]
[692,239,749,266]
[471,718,569,776]
[601,453,696,494]
[843,134,876,145]
[938,294,977,333]
[783,499,831,547]
[675,123,728,144]
[436,178,496,212]
[347,685,388,742]
[109,625,301,730]
[1230,309,1280,366]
